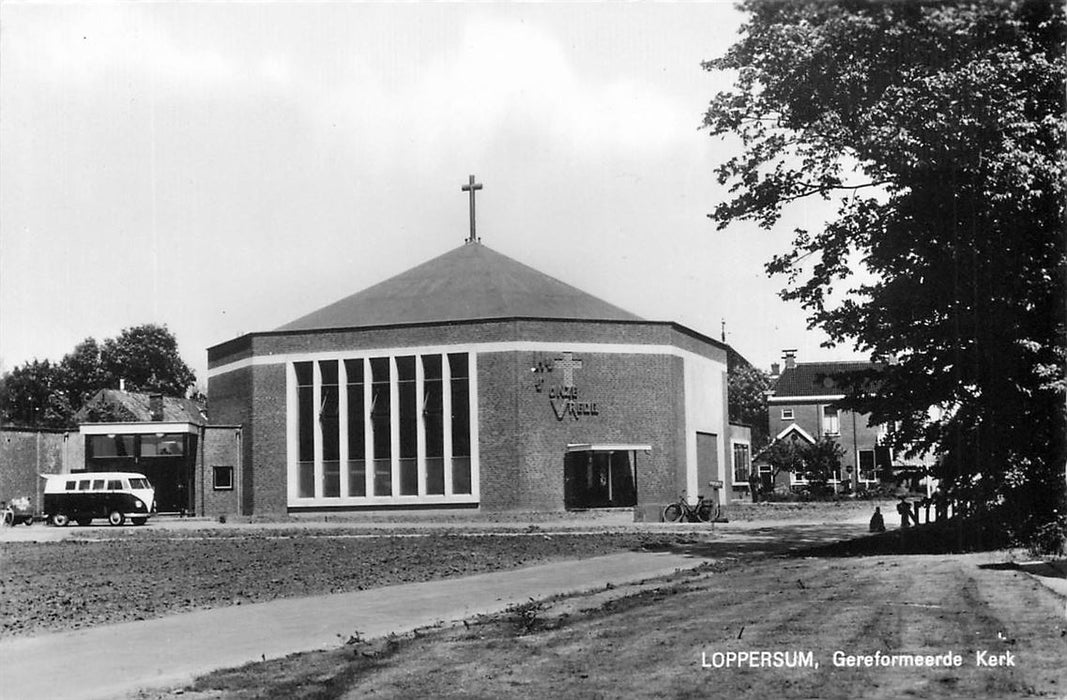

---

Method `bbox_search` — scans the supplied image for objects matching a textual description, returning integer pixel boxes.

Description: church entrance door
[563,446,641,509]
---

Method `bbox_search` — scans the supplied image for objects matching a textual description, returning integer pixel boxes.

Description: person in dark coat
[896,496,912,528]
[869,507,886,533]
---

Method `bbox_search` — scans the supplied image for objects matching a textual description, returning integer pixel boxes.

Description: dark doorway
[564,449,638,509]
[85,432,197,514]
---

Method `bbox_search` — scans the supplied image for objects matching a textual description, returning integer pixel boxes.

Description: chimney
[770,362,781,377]
[149,394,164,422]
[782,349,798,370]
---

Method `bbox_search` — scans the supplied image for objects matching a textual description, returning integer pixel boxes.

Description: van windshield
[128,478,151,490]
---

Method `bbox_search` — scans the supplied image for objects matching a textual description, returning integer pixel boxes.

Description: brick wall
[200,426,243,517]
[768,401,882,487]
[0,428,83,514]
[206,319,725,515]
[251,363,289,514]
[506,350,683,511]
[206,366,255,515]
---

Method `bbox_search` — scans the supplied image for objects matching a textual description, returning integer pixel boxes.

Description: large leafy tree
[704,1,1065,540]
[727,354,772,448]
[99,324,196,398]
[0,360,70,427]
[0,324,197,427]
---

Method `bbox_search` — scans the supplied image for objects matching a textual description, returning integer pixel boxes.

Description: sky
[1,1,867,390]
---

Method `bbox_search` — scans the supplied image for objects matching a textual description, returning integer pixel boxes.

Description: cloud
[308,17,694,168]
[4,6,236,91]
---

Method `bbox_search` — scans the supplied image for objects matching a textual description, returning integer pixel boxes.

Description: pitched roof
[75,390,207,425]
[771,361,880,398]
[276,242,644,332]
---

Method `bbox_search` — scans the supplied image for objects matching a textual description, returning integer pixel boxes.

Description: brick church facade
[205,241,737,518]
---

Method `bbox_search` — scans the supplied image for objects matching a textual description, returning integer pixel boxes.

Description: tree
[795,436,846,490]
[57,338,106,410]
[760,436,806,484]
[0,324,197,428]
[703,1,1065,543]
[761,435,844,494]
[99,324,196,397]
[727,356,772,449]
[0,359,70,428]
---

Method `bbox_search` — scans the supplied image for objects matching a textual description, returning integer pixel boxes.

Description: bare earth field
[152,547,1067,700]
[0,529,683,638]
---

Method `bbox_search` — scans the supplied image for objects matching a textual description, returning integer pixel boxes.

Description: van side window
[65,481,76,490]
[78,480,91,491]
[107,480,123,490]
[92,480,106,490]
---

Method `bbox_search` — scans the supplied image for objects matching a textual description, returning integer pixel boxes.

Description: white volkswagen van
[42,472,155,526]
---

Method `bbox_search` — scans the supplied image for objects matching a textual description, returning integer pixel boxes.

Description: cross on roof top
[461,174,483,244]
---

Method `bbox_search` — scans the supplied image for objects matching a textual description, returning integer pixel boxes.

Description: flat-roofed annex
[276,241,644,332]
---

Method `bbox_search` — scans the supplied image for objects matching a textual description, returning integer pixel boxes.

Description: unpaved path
[171,551,1067,700]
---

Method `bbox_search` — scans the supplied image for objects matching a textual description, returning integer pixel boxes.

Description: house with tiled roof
[761,350,889,492]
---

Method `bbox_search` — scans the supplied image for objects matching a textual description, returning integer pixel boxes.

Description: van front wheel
[107,510,125,526]
[52,513,70,527]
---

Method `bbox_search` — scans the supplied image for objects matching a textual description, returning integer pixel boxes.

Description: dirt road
[176,550,1067,699]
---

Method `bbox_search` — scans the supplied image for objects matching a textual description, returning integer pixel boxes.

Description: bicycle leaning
[662,493,719,523]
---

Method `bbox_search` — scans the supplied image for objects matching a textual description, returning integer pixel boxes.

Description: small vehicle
[1,497,34,526]
[43,472,155,527]
[662,493,719,523]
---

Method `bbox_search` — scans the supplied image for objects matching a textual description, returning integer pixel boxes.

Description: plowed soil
[0,530,681,638]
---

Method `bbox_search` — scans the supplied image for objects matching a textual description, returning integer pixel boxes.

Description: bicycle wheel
[695,502,713,523]
[662,503,684,522]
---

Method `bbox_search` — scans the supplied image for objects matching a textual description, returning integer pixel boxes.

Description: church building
[205,181,738,518]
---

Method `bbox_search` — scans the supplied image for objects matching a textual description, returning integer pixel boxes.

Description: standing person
[896,496,912,528]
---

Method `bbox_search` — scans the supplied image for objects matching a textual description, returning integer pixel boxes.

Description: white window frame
[213,465,234,491]
[286,349,480,508]
[731,441,752,484]
[858,449,878,482]
[781,408,794,420]
[822,406,840,436]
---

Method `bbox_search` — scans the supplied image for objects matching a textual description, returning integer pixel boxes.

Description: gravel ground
[0,529,689,639]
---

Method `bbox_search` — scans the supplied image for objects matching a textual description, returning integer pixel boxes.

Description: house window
[822,406,840,436]
[858,450,877,481]
[732,443,751,483]
[88,434,135,459]
[213,466,234,490]
[141,434,185,457]
[781,408,794,420]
